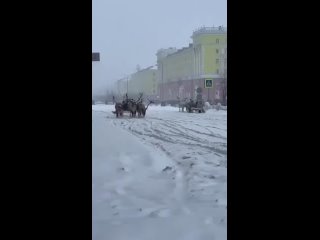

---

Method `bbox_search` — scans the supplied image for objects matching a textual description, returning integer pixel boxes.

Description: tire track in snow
[104,108,227,204]
[112,117,227,156]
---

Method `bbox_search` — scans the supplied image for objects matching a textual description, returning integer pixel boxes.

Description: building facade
[219,43,227,105]
[128,66,158,99]
[157,26,227,104]
[114,66,158,100]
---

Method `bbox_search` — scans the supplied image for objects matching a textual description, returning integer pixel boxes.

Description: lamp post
[161,62,164,101]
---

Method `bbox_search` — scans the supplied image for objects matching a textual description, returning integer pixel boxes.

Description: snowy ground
[92,104,227,240]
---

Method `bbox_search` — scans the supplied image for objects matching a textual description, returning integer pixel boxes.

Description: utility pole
[161,62,164,101]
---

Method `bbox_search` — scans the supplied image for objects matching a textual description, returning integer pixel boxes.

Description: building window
[216,49,219,54]
[216,39,219,44]
[217,69,219,74]
[216,59,219,64]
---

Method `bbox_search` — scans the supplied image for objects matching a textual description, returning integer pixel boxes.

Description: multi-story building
[157,26,227,104]
[128,66,158,99]
[114,66,158,100]
[219,43,227,105]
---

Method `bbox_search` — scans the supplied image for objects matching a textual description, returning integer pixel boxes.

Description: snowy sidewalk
[92,110,226,240]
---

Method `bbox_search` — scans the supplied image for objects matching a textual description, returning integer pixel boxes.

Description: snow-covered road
[92,104,227,240]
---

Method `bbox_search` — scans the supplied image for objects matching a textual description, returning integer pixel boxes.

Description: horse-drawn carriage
[185,99,205,113]
[178,99,205,113]
[178,87,205,113]
[112,94,152,118]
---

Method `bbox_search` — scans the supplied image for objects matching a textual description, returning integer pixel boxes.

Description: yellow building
[157,26,227,104]
[192,26,227,76]
[128,66,158,99]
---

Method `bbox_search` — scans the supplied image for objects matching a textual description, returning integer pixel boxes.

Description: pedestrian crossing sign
[205,79,213,88]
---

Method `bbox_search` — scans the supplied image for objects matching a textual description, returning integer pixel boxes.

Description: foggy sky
[92,0,227,95]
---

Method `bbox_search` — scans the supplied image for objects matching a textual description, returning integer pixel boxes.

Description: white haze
[92,0,227,96]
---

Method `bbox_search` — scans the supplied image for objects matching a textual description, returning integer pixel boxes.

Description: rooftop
[192,26,227,38]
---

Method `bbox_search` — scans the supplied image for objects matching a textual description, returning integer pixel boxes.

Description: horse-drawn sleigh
[112,94,153,118]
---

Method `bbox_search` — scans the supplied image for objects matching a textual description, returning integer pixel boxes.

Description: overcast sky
[92,0,227,95]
